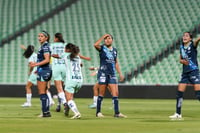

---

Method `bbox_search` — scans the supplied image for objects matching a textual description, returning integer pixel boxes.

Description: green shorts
[52,65,66,81]
[28,73,37,85]
[64,81,82,94]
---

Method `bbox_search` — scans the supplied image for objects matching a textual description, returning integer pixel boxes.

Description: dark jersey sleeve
[42,44,51,54]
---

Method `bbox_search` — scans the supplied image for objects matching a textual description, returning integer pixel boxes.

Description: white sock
[47,92,54,104]
[68,100,79,114]
[26,94,32,104]
[93,96,98,105]
[58,92,67,104]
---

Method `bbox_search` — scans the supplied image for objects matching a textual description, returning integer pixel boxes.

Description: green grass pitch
[0,98,200,133]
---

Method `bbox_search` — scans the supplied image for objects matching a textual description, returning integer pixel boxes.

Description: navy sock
[40,94,49,113]
[96,96,103,114]
[176,91,183,115]
[112,97,119,114]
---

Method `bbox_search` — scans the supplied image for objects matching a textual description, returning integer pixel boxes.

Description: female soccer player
[30,31,52,117]
[169,32,200,120]
[52,43,91,119]
[88,66,99,109]
[51,38,91,114]
[61,43,83,119]
[20,45,54,108]
[51,33,67,112]
[20,45,37,107]
[94,34,126,118]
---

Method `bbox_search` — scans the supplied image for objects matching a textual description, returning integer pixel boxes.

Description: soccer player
[169,32,200,120]
[94,34,126,118]
[50,33,67,112]
[30,31,52,117]
[20,45,37,107]
[20,45,54,107]
[61,43,83,119]
[52,43,91,119]
[88,66,99,109]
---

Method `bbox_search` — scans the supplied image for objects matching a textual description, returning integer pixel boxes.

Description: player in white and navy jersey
[169,32,200,120]
[94,34,126,118]
[30,31,52,117]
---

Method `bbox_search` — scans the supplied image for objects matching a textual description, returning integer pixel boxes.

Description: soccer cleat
[88,104,96,109]
[96,112,104,118]
[50,100,55,106]
[37,114,43,118]
[169,113,183,120]
[21,102,31,107]
[114,113,127,118]
[64,103,70,116]
[43,112,51,117]
[38,112,51,118]
[56,105,61,112]
[70,113,81,119]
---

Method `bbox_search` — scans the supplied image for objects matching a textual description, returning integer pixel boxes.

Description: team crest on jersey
[187,46,191,53]
[114,51,117,56]
[38,47,41,53]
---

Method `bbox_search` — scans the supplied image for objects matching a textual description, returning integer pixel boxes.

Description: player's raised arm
[79,54,91,61]
[20,44,27,50]
[194,37,200,47]
[94,34,110,50]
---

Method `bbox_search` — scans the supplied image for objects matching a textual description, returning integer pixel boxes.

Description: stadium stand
[0,0,200,85]
[0,0,67,40]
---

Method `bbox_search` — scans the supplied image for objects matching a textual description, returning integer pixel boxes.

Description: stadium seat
[1,0,200,84]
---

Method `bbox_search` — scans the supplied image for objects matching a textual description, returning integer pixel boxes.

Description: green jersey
[62,52,83,83]
[50,42,65,65]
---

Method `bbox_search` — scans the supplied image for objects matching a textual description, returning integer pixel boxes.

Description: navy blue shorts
[37,69,52,82]
[179,70,200,84]
[97,72,117,85]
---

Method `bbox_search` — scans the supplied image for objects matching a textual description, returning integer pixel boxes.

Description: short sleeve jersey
[98,45,117,75]
[37,42,51,70]
[62,52,83,82]
[28,52,37,74]
[50,42,65,65]
[180,41,199,73]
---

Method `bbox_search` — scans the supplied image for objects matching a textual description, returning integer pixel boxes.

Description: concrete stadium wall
[0,84,197,99]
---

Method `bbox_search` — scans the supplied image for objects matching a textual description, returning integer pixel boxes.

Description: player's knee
[176,91,183,98]
[195,91,200,101]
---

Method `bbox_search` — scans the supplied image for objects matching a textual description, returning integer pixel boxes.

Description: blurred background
[0,0,200,98]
